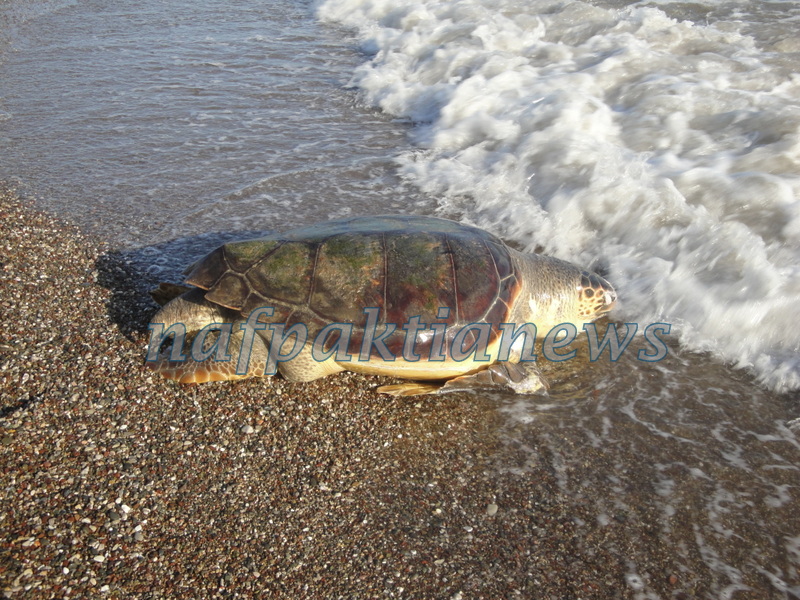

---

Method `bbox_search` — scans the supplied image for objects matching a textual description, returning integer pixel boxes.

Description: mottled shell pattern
[185,216,522,359]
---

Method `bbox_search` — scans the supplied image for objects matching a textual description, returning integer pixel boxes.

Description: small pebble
[487,503,498,516]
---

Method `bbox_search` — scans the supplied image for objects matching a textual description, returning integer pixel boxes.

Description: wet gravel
[0,187,744,599]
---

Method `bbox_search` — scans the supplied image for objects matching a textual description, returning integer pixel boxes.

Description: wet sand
[1,187,797,599]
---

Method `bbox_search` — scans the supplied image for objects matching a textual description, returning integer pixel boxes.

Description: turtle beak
[595,274,616,314]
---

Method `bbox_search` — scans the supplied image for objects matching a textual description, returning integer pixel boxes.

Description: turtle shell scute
[182,216,524,358]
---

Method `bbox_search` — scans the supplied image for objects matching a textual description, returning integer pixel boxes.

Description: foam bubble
[319,0,800,390]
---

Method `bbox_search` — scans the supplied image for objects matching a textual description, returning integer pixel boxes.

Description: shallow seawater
[1,0,800,596]
[0,0,431,251]
[318,0,800,393]
[491,334,800,595]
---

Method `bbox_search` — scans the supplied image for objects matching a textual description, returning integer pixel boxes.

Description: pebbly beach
[0,187,626,598]
[3,0,800,595]
[2,187,799,599]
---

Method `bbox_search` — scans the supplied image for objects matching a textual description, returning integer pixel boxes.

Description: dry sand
[0,186,777,599]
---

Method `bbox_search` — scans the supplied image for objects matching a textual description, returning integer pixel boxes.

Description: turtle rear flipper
[147,288,271,383]
[151,359,254,384]
[377,362,547,396]
[148,326,271,383]
[150,282,194,306]
[148,327,272,383]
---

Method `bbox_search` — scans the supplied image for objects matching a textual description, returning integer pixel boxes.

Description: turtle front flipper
[377,362,547,396]
[376,382,444,396]
[440,362,547,395]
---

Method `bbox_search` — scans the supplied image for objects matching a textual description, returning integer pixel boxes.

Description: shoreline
[1,187,797,599]
[0,187,617,598]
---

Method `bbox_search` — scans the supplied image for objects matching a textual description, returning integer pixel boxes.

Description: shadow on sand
[94,229,274,340]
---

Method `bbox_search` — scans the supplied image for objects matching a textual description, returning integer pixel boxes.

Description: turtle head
[577,271,616,320]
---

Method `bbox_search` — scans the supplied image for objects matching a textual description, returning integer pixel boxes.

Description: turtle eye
[579,273,616,315]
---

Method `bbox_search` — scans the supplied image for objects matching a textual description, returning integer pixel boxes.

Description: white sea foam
[318,0,800,391]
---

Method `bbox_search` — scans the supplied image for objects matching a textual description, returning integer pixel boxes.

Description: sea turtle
[146,215,615,396]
